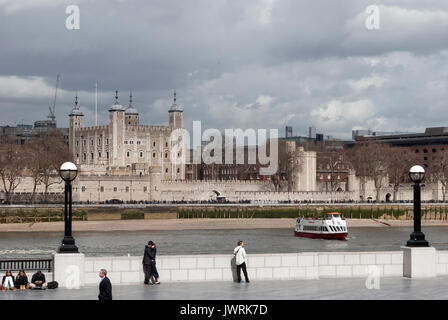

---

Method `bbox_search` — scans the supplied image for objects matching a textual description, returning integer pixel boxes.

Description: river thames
[1,226,448,258]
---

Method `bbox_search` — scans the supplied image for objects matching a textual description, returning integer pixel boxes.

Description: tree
[430,149,448,202]
[346,143,390,202]
[24,133,73,203]
[386,147,419,202]
[0,140,26,204]
[38,133,73,202]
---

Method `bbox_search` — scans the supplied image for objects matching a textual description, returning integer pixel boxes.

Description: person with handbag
[233,240,250,283]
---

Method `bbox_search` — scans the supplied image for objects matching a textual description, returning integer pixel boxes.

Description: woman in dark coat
[15,270,29,290]
[148,241,160,284]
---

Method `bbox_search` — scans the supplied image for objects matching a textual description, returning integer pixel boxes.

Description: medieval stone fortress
[2,86,446,204]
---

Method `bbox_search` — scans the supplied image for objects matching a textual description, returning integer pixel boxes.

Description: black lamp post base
[58,236,79,253]
[406,232,429,247]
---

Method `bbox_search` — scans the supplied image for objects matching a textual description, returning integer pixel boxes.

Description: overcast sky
[1,0,448,139]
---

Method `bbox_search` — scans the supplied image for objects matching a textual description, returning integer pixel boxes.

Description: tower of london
[69,89,185,180]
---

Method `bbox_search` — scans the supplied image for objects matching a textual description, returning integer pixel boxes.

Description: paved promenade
[1,276,448,300]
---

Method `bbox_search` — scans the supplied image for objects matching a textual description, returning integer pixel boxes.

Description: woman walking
[148,241,160,284]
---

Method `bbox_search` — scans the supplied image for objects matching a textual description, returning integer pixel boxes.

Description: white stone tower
[108,89,126,168]
[69,93,84,161]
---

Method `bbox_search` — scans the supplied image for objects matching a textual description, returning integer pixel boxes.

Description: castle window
[124,141,128,144]
[98,152,101,158]
[106,139,109,145]
[114,187,117,192]
[91,153,94,160]
[127,151,130,157]
[140,152,143,158]
[143,186,147,192]
[76,140,79,146]
[100,186,104,192]
[153,153,156,158]
[126,186,129,192]
[165,168,168,173]
[106,152,109,159]
[153,142,156,147]
[91,139,93,146]
[165,153,168,158]
[83,153,86,161]
[81,186,86,192]
[177,168,180,173]
[166,142,168,147]
[98,139,101,145]
[83,140,86,146]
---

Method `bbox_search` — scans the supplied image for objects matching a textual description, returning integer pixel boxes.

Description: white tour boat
[294,212,348,240]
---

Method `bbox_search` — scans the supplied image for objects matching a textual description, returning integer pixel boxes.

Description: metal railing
[0,258,53,273]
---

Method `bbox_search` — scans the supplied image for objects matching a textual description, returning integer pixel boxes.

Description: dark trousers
[236,262,249,282]
[143,263,152,284]
[150,260,159,279]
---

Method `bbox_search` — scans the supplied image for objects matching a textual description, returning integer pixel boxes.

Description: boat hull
[294,231,347,240]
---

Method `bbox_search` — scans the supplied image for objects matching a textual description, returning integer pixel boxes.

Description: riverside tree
[0,139,26,204]
[386,147,419,202]
[25,133,73,203]
[346,143,390,202]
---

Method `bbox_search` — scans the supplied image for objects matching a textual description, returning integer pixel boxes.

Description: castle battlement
[160,179,268,185]
[75,125,109,132]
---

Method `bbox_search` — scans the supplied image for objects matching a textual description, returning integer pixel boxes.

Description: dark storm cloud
[1,0,448,139]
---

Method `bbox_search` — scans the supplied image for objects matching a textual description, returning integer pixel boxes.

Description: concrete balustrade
[50,250,448,287]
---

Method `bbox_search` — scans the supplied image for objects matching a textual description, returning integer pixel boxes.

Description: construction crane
[48,74,60,122]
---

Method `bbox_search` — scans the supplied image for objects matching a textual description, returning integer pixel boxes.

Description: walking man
[98,269,112,300]
[143,241,152,285]
[234,240,250,283]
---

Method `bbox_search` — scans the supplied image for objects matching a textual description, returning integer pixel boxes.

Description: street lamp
[58,162,79,253]
[406,165,429,247]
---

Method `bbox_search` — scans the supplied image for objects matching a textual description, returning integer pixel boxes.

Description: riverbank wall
[51,249,448,287]
[3,204,448,224]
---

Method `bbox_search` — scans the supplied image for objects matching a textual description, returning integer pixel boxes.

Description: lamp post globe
[409,165,425,184]
[59,162,78,182]
[406,165,429,247]
[58,162,79,253]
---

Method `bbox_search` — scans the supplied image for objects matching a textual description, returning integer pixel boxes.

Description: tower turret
[125,89,139,126]
[168,88,183,129]
[69,93,84,162]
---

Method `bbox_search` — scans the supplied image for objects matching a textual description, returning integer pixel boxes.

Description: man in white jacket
[233,240,250,283]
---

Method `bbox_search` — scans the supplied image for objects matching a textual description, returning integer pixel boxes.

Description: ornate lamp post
[58,162,79,253]
[406,165,429,247]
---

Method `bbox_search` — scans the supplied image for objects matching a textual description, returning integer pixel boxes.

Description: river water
[1,226,448,258]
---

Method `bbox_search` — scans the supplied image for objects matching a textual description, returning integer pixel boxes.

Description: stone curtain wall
[82,251,408,286]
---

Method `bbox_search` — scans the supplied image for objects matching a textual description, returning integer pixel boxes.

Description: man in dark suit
[142,242,152,284]
[98,269,112,300]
